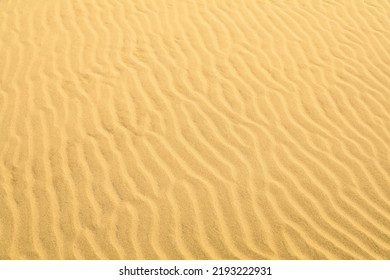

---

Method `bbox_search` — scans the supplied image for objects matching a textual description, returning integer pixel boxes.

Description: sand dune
[0,0,389,259]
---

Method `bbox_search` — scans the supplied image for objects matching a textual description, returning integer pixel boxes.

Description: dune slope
[0,0,389,259]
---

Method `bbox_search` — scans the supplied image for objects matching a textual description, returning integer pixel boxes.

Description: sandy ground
[0,0,389,259]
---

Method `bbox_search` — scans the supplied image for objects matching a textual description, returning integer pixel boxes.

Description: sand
[0,0,389,260]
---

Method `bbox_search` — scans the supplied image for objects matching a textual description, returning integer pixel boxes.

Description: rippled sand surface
[0,0,389,259]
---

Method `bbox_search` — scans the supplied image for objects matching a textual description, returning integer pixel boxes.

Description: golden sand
[0,0,389,259]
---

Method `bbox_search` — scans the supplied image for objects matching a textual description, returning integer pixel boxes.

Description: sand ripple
[0,0,389,259]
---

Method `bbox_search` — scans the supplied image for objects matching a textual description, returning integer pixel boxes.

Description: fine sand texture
[0,0,389,260]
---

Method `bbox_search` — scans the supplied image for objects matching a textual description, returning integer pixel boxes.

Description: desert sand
[0,0,389,259]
